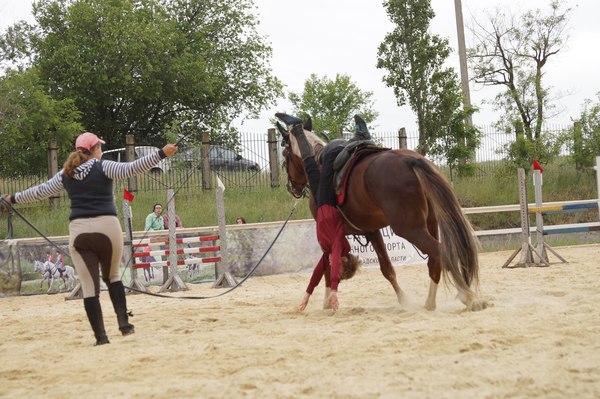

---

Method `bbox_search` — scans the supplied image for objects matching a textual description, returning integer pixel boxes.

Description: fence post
[47,138,59,207]
[201,132,211,190]
[267,128,280,188]
[398,128,407,149]
[125,134,137,193]
[573,121,582,170]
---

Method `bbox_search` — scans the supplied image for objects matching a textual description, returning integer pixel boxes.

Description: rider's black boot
[83,296,110,346]
[291,123,314,160]
[351,114,372,141]
[107,281,135,336]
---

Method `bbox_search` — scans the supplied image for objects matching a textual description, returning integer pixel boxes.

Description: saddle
[333,143,390,205]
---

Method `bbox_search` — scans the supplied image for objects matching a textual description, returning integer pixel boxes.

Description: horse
[276,113,487,311]
[35,260,76,292]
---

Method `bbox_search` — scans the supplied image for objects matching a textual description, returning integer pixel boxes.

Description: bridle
[282,145,309,199]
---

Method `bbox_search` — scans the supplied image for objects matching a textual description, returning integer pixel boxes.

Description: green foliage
[288,73,378,137]
[428,105,482,178]
[502,128,562,172]
[377,0,463,155]
[567,93,600,170]
[1,0,282,148]
[469,1,571,140]
[0,68,82,177]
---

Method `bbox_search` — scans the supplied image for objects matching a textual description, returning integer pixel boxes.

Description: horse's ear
[275,112,303,126]
[276,122,290,145]
[304,116,312,132]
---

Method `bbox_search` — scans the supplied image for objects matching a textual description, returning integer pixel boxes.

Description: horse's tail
[410,158,480,299]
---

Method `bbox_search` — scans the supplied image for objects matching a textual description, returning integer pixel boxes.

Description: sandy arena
[1,245,599,398]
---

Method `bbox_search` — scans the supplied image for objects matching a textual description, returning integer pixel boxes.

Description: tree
[468,0,571,141]
[288,73,378,138]
[569,93,600,171]
[0,0,282,148]
[0,68,82,177]
[377,0,464,156]
[428,105,482,178]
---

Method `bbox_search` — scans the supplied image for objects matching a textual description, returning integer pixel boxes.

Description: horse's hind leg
[391,219,441,311]
[368,231,407,306]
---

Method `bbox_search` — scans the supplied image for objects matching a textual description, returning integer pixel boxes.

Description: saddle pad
[336,146,389,205]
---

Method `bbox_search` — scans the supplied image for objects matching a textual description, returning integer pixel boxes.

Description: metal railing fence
[0,124,575,197]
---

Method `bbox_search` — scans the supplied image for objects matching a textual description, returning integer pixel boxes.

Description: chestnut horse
[277,115,485,311]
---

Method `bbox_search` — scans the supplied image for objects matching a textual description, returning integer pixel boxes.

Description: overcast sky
[1,0,598,134]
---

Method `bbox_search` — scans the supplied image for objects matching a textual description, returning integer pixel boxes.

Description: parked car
[101,146,170,173]
[180,145,259,171]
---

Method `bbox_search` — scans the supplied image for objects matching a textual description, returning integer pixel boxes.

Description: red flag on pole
[123,189,135,202]
[533,160,544,173]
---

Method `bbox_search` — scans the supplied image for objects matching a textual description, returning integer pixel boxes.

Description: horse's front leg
[368,231,408,306]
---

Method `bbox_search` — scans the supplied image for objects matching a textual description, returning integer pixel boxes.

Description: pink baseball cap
[75,132,105,151]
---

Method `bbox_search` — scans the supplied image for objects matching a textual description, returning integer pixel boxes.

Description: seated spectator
[236,216,246,224]
[145,203,164,231]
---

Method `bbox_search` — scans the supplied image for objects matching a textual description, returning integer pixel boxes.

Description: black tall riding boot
[83,296,110,346]
[107,281,135,336]
[291,123,314,160]
[352,114,373,141]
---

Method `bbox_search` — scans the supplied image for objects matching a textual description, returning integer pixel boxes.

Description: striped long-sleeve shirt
[14,151,165,220]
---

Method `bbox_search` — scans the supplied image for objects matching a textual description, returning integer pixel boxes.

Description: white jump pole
[596,156,600,223]
[213,177,236,288]
[502,168,549,268]
[532,169,547,263]
[124,198,146,293]
[532,169,566,264]
[159,189,188,292]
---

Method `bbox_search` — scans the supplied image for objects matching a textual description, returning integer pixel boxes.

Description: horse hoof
[120,325,135,336]
[468,298,493,312]
[94,337,110,346]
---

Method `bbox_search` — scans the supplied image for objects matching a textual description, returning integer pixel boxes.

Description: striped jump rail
[529,202,598,215]
[543,223,600,235]
[133,257,222,269]
[133,246,220,258]
[131,234,220,248]
[131,234,221,269]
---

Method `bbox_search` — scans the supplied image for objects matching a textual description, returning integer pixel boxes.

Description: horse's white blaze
[425,281,438,311]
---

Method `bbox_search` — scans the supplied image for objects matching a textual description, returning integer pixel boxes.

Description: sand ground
[1,245,599,399]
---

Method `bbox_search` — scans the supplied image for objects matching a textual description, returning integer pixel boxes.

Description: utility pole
[454,0,472,124]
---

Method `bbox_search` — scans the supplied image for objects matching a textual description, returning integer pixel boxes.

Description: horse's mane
[289,129,326,162]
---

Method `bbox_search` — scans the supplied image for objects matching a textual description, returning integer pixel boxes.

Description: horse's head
[275,113,325,198]
[34,260,44,273]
